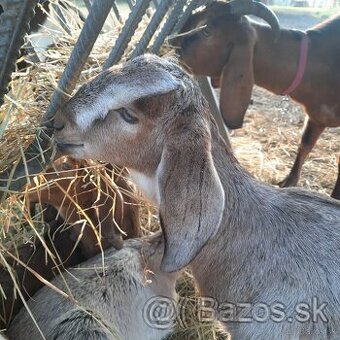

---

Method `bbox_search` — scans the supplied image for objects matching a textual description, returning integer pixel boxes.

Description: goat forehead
[73,56,184,130]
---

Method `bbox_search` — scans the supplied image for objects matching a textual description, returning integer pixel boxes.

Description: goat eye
[117,108,138,124]
[202,26,211,37]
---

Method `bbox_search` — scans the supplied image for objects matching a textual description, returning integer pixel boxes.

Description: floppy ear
[158,128,225,272]
[219,42,254,129]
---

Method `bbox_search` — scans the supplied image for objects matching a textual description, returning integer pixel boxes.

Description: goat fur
[26,156,141,258]
[171,1,340,197]
[7,233,178,340]
[52,54,340,339]
[0,216,85,329]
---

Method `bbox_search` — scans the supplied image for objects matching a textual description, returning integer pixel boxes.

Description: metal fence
[0,0,229,200]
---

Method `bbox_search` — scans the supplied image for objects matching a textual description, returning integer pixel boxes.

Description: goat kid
[26,156,140,258]
[53,54,340,339]
[7,232,178,340]
[170,0,340,198]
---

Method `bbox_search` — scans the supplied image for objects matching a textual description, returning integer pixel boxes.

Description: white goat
[53,54,340,339]
[6,233,178,340]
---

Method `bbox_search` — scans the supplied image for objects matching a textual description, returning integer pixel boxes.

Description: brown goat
[0,157,140,329]
[170,0,340,198]
[26,156,141,258]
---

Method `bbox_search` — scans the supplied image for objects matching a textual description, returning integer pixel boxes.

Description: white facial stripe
[76,73,179,130]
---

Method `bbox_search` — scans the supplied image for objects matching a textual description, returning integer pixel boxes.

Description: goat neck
[189,120,269,298]
[252,22,305,96]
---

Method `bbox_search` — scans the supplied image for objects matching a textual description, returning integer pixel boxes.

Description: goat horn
[228,0,280,41]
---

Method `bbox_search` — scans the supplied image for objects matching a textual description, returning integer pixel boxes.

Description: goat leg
[278,118,325,188]
[331,157,340,200]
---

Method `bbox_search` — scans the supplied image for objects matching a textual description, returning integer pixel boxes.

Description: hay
[0,2,338,339]
[232,87,339,197]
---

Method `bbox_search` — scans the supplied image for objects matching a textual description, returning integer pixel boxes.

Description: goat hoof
[277,176,298,188]
[331,192,340,200]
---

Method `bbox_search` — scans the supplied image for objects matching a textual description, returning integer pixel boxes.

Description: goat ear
[158,130,225,272]
[219,43,254,129]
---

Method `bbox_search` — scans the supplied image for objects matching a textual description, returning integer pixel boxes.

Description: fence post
[196,76,231,147]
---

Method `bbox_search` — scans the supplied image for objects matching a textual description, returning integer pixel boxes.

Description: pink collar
[281,34,309,96]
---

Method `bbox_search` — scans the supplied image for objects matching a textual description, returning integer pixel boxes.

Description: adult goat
[169,0,340,198]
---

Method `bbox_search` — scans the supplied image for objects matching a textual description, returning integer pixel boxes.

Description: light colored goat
[53,54,340,339]
[7,232,178,340]
[26,156,141,258]
[169,0,340,198]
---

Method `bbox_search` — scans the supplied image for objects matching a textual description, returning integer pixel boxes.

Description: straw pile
[233,87,339,197]
[0,2,338,339]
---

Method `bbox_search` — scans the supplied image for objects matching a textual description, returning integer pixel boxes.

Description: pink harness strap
[281,34,309,96]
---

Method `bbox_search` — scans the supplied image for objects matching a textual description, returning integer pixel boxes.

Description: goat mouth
[56,143,84,153]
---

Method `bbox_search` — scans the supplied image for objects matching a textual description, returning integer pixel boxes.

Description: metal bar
[44,0,113,124]
[0,0,39,108]
[83,0,92,11]
[125,0,134,9]
[151,0,159,8]
[52,2,71,36]
[150,0,187,54]
[0,0,114,199]
[104,0,152,69]
[130,0,174,59]
[196,76,231,148]
[172,0,201,33]
[112,1,123,24]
